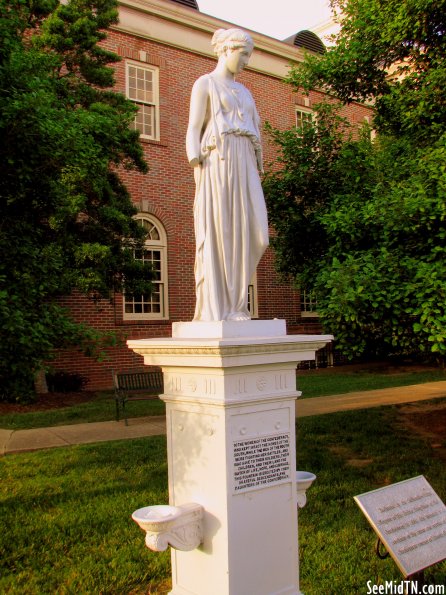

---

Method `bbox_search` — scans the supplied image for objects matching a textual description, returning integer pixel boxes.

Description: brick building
[52,0,373,390]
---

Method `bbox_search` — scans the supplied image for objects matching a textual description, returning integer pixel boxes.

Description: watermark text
[367,581,445,595]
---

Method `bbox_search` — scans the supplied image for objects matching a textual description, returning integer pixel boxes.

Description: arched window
[123,214,169,320]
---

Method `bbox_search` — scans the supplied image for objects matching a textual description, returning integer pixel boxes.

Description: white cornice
[116,0,305,79]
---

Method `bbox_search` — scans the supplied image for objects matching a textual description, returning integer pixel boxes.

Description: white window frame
[301,288,319,318]
[126,61,160,141]
[248,274,259,319]
[295,107,314,131]
[123,214,169,320]
[363,115,377,141]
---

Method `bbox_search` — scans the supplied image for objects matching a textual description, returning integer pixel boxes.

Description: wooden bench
[113,369,164,425]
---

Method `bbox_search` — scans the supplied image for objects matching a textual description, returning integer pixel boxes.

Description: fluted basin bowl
[132,505,182,532]
[296,471,316,492]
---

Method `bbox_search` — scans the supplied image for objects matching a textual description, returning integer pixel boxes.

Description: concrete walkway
[1,381,446,455]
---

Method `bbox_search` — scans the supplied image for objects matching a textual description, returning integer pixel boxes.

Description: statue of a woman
[186,28,269,322]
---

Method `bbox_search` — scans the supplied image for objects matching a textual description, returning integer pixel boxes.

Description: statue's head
[211,28,254,57]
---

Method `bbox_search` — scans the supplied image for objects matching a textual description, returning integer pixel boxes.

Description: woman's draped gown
[192,74,269,322]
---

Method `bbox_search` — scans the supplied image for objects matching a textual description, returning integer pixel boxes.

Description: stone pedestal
[128,321,332,595]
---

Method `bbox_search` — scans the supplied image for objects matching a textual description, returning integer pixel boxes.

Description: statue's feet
[227,312,250,321]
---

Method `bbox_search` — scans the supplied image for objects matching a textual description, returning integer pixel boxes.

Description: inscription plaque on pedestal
[354,475,446,577]
[233,433,291,494]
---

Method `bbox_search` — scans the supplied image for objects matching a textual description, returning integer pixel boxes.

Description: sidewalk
[1,381,446,455]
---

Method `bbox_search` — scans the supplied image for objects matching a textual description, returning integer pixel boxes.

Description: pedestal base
[128,328,332,595]
[172,319,286,339]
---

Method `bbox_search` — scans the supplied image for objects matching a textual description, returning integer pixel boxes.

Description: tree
[0,0,153,402]
[292,0,446,143]
[264,0,446,361]
[264,103,376,286]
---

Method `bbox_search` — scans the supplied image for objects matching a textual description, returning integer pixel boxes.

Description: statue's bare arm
[186,77,209,167]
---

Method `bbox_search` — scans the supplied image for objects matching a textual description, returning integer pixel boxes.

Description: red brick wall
[50,30,373,390]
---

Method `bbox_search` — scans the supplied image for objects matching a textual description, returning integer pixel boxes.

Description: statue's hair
[211,28,254,57]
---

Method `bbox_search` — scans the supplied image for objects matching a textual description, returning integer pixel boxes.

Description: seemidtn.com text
[367,581,445,595]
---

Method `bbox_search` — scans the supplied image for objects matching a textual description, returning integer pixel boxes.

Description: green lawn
[1,366,445,431]
[0,391,166,430]
[297,367,446,398]
[296,403,446,594]
[1,436,170,594]
[1,402,445,594]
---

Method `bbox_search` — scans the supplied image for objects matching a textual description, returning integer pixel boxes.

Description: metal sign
[233,433,291,494]
[354,475,446,577]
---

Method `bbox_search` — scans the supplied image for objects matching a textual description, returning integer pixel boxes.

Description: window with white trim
[123,214,168,320]
[300,289,319,318]
[126,62,160,141]
[363,115,376,141]
[247,274,259,318]
[296,107,313,132]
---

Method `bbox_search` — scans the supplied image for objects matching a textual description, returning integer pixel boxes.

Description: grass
[297,367,446,399]
[0,392,166,430]
[1,402,445,594]
[0,436,170,594]
[0,366,444,430]
[296,404,446,594]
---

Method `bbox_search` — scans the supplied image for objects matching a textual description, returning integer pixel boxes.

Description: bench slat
[113,369,164,424]
[117,372,162,390]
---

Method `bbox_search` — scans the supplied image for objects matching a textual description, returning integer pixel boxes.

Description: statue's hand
[255,151,264,174]
[193,164,202,186]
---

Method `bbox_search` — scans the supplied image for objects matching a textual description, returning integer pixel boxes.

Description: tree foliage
[264,0,446,361]
[292,0,446,142]
[0,0,152,401]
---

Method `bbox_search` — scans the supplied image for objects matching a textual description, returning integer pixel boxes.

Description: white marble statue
[186,28,269,322]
